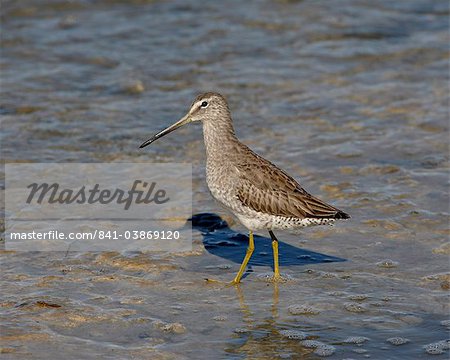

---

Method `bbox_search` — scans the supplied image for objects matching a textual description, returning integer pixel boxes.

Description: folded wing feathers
[235,152,349,220]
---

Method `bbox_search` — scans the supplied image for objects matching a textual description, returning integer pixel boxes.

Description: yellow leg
[230,231,254,285]
[272,238,281,278]
[269,230,281,280]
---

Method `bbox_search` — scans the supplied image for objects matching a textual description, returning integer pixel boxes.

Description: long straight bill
[139,115,190,148]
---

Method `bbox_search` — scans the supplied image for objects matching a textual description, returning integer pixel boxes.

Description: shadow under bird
[140,92,350,284]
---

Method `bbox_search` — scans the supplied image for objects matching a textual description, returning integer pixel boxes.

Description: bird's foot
[226,279,241,287]
[204,277,222,284]
[204,277,241,287]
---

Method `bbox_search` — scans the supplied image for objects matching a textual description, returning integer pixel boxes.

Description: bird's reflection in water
[234,280,280,319]
[227,284,314,358]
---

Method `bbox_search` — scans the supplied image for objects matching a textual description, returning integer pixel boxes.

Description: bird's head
[139,92,229,148]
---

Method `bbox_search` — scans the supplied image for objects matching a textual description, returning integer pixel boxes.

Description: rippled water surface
[1,0,449,359]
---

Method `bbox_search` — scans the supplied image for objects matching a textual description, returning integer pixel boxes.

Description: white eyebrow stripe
[194,99,209,109]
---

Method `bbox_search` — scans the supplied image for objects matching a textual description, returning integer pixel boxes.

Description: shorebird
[140,92,350,284]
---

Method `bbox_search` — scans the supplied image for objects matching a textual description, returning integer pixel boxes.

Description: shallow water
[1,0,449,359]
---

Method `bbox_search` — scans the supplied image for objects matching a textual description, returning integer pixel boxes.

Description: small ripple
[256,272,294,283]
[288,304,320,315]
[440,319,450,329]
[386,337,410,345]
[233,327,249,334]
[376,259,399,268]
[424,340,450,355]
[343,336,370,344]
[353,348,368,354]
[300,340,336,357]
[344,302,368,313]
[314,345,336,357]
[301,340,323,348]
[279,329,308,340]
[348,294,369,302]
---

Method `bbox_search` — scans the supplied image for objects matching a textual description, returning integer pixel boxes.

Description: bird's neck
[202,117,238,156]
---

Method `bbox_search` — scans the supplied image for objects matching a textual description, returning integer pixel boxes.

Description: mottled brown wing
[235,149,348,219]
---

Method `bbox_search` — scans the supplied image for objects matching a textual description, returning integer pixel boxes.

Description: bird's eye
[201,101,208,108]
